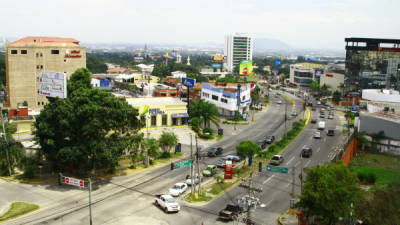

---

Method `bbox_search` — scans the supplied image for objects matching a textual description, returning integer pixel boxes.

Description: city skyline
[1,0,400,50]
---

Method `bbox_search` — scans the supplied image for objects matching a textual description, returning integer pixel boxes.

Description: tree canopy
[189,98,220,128]
[158,131,178,156]
[34,68,143,173]
[236,140,260,160]
[296,162,361,225]
[0,123,23,176]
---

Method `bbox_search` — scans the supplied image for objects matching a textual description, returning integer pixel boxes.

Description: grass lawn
[350,153,400,186]
[0,202,39,222]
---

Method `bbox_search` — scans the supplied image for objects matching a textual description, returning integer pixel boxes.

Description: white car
[314,131,321,139]
[154,194,180,213]
[186,174,201,186]
[169,183,188,196]
[276,100,282,104]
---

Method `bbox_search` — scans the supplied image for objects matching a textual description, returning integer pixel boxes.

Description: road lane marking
[263,175,275,184]
[317,147,321,153]
[286,156,295,165]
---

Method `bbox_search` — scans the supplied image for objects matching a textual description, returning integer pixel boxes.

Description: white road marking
[316,147,321,153]
[286,156,295,165]
[305,160,311,167]
[263,175,275,184]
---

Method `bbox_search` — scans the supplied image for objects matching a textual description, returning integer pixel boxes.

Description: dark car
[257,140,267,149]
[224,155,241,162]
[301,147,313,158]
[311,118,317,124]
[207,147,223,157]
[327,129,335,136]
[218,204,245,221]
[265,135,275,144]
[216,158,226,168]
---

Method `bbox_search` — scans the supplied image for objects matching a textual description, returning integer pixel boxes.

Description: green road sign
[267,165,289,174]
[176,160,192,169]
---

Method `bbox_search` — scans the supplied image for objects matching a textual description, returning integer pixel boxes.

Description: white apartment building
[201,83,251,118]
[289,63,324,87]
[224,33,253,72]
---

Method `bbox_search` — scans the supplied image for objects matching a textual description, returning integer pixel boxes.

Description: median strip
[0,202,39,223]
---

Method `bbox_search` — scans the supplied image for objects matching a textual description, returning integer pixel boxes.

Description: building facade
[289,63,324,87]
[224,33,253,72]
[6,36,86,108]
[345,37,400,91]
[126,97,188,127]
[201,82,251,118]
[320,72,345,93]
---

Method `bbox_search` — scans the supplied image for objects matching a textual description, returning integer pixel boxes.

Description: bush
[358,172,376,184]
[161,151,171,158]
[203,127,214,134]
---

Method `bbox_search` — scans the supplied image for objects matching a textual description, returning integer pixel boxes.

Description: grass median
[0,202,39,223]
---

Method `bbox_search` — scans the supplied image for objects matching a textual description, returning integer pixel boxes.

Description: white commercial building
[224,33,253,72]
[201,83,251,118]
[320,72,344,93]
[289,63,324,87]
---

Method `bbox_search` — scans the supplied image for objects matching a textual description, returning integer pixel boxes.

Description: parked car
[154,194,180,213]
[218,204,245,221]
[314,131,321,139]
[301,147,313,158]
[169,183,188,196]
[257,139,267,149]
[224,155,241,162]
[270,155,284,165]
[327,129,335,136]
[265,135,275,144]
[185,174,201,186]
[207,147,223,157]
[216,158,227,168]
[202,165,217,177]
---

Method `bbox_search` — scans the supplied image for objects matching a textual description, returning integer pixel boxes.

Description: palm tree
[189,98,220,128]
[370,131,385,152]
[356,131,369,152]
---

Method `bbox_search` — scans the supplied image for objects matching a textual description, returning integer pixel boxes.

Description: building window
[212,95,219,101]
[64,59,67,62]
[40,65,43,69]
[36,65,40,69]
[172,118,178,126]
[40,53,43,57]
[221,98,228,103]
[11,50,17,54]
[151,115,157,126]
[36,53,39,57]
[162,115,167,126]
[42,102,44,105]
[38,102,40,106]
[242,96,245,101]
[51,50,59,54]
[21,50,27,54]
[202,92,209,98]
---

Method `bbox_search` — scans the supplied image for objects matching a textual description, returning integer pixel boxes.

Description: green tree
[310,81,320,96]
[34,68,142,174]
[355,182,400,225]
[332,90,341,105]
[370,131,385,151]
[189,98,220,128]
[86,57,107,73]
[128,133,144,168]
[158,131,178,157]
[0,123,24,176]
[296,162,361,225]
[356,131,369,151]
[141,138,159,167]
[236,141,260,164]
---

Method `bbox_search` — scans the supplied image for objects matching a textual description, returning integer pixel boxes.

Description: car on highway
[276,100,282,104]
[169,183,188,196]
[202,165,217,177]
[291,111,297,116]
[224,155,241,162]
[311,118,317,124]
[154,194,180,213]
[270,155,284,165]
[218,204,245,221]
[314,131,321,139]
[317,101,321,105]
[328,114,334,119]
[318,121,326,130]
[320,114,325,118]
[265,135,275,144]
[257,139,267,149]
[207,147,223,157]
[301,147,313,158]
[216,158,227,168]
[185,174,201,186]
[327,129,335,136]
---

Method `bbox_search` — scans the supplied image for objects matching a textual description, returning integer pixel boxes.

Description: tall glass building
[224,33,253,73]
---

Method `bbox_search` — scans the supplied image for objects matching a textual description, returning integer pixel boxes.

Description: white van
[318,121,326,130]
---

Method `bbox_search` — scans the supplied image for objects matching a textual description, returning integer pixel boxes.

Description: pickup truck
[154,194,180,213]
[218,204,245,221]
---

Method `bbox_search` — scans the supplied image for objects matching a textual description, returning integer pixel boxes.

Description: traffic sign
[181,78,196,87]
[267,165,289,174]
[176,160,192,169]
[64,176,85,187]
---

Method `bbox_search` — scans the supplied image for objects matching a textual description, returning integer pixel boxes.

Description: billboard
[38,71,67,98]
[240,60,253,77]
[181,77,196,87]
[212,63,222,69]
[275,59,281,67]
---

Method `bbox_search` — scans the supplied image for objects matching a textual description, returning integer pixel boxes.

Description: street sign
[64,176,85,188]
[267,165,289,174]
[181,78,196,87]
[176,160,192,169]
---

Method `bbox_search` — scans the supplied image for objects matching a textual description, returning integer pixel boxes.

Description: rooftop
[7,36,81,47]
[126,97,187,106]
[362,89,400,104]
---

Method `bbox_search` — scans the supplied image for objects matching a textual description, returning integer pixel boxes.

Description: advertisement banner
[240,60,253,77]
[38,71,67,99]
[212,63,222,69]
[275,59,281,67]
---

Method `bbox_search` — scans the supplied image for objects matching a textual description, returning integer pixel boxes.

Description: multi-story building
[345,37,400,91]
[224,33,253,72]
[201,82,251,118]
[6,36,86,108]
[289,63,324,87]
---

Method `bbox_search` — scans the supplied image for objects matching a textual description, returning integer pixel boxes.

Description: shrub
[160,151,171,158]
[358,172,376,184]
[203,127,214,134]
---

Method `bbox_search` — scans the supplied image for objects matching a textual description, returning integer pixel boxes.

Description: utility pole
[284,101,287,137]
[239,171,262,225]
[291,166,295,196]
[195,135,201,195]
[300,155,303,193]
[0,104,11,176]
[88,178,93,225]
[190,133,194,195]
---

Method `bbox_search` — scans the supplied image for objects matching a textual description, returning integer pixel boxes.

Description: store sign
[38,71,67,99]
[149,108,165,115]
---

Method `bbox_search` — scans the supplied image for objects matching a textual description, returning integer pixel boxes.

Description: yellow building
[125,97,188,127]
[6,36,86,109]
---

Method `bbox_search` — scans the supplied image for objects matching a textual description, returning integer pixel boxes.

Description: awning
[172,113,189,118]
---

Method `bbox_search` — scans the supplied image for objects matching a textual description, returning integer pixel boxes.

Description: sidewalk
[278,210,298,225]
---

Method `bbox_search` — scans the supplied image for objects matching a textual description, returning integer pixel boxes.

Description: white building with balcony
[201,83,251,118]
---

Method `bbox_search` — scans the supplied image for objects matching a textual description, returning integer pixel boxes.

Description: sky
[1,0,400,49]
